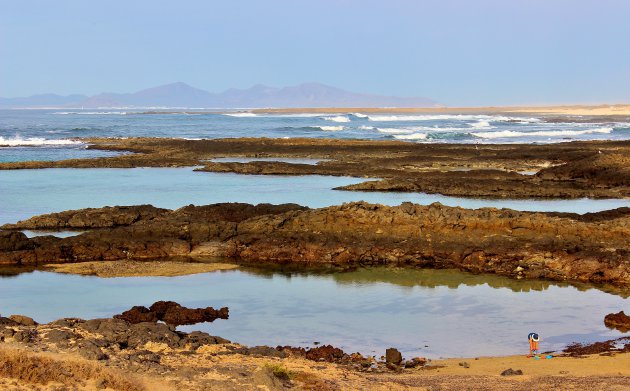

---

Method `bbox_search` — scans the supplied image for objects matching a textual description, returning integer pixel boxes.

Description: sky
[1,0,629,106]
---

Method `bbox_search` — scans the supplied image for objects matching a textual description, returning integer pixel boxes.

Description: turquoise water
[0,268,626,358]
[0,146,122,162]
[0,168,628,225]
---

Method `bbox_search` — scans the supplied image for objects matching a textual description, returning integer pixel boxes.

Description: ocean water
[1,109,629,161]
[0,268,626,358]
[0,168,627,225]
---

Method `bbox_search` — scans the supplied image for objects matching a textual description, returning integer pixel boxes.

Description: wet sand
[44,261,239,278]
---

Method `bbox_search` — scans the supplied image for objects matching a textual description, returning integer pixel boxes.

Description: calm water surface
[0,267,626,358]
[1,168,627,225]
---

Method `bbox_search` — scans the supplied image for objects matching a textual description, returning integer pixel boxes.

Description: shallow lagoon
[0,267,626,358]
[0,167,628,225]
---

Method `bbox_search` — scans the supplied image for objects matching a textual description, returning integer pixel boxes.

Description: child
[527,332,540,357]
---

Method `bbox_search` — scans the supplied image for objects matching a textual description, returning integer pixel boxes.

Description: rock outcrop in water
[1,137,628,199]
[1,202,629,286]
[1,205,168,230]
[114,301,229,326]
[604,311,630,332]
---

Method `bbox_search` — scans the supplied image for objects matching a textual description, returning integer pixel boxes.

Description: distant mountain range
[0,82,437,108]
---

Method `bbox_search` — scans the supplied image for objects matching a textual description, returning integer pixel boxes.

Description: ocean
[1,109,629,162]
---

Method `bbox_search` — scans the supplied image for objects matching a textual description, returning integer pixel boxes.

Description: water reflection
[0,265,627,358]
[243,266,630,298]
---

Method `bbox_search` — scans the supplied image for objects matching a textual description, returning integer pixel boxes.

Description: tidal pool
[0,267,626,358]
[0,168,627,225]
[209,157,327,165]
[21,230,84,238]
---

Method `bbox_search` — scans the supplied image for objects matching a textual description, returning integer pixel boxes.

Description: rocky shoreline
[0,137,628,199]
[1,308,629,390]
[1,201,629,287]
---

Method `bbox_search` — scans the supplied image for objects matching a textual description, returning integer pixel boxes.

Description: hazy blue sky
[1,0,629,105]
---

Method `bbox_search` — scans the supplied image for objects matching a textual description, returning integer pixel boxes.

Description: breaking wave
[323,115,351,123]
[392,133,428,140]
[472,127,614,139]
[0,136,83,147]
[376,127,418,134]
[317,126,344,131]
[223,112,257,117]
[470,120,493,129]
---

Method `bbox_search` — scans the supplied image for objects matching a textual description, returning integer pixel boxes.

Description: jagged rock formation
[114,301,229,326]
[1,202,629,286]
[604,311,630,332]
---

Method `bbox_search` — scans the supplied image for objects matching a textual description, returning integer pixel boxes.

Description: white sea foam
[223,112,257,117]
[323,115,351,123]
[376,127,418,134]
[52,111,127,115]
[470,120,493,129]
[472,127,613,139]
[393,133,428,140]
[358,125,375,130]
[350,113,368,118]
[0,136,83,147]
[317,126,344,131]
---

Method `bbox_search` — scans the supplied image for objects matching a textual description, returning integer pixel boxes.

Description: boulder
[385,348,403,365]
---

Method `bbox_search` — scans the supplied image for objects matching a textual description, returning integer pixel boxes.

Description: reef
[0,137,628,199]
[1,201,629,286]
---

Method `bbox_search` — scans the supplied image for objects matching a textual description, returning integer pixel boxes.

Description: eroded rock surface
[0,137,628,199]
[2,205,168,230]
[114,301,229,326]
[1,202,629,286]
[604,311,630,332]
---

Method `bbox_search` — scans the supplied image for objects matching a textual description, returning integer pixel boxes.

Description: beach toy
[534,356,540,360]
[546,355,553,359]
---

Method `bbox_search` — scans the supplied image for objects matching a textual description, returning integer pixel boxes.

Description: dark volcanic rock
[604,311,630,332]
[180,331,230,349]
[9,315,37,326]
[278,345,349,364]
[126,322,182,348]
[76,316,228,351]
[1,205,168,230]
[114,301,229,326]
[563,337,630,356]
[0,231,33,251]
[385,348,403,365]
[1,201,629,287]
[114,306,158,323]
[78,340,108,360]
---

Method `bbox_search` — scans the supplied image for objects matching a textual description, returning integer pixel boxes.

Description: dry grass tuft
[0,346,146,390]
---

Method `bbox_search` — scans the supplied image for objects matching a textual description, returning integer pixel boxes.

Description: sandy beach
[1,313,628,391]
[250,104,630,116]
